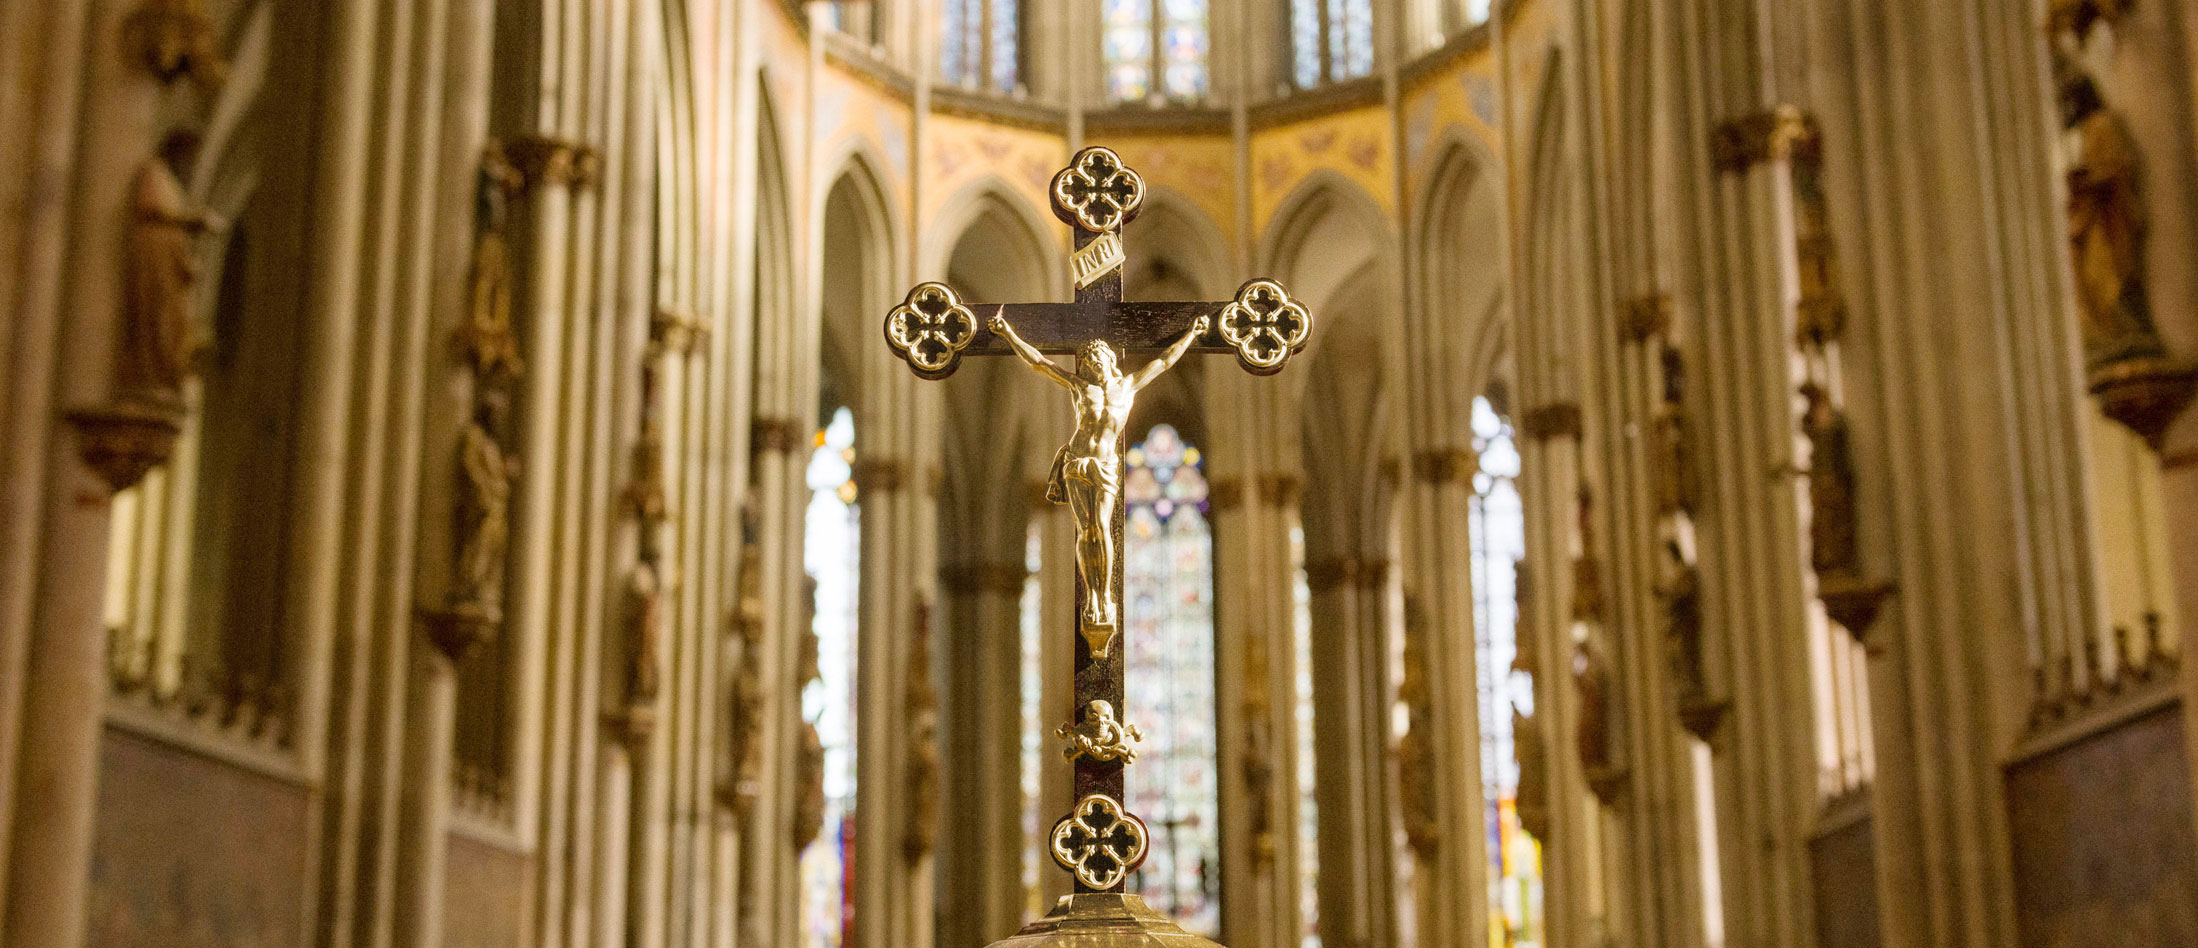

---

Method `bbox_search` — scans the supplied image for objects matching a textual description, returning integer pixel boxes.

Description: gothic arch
[818,151,900,423]
[1258,173,1396,518]
[1122,190,1231,452]
[922,176,1059,293]
[1522,55,1575,387]
[1416,136,1511,411]
[756,81,796,347]
[1126,187,1231,300]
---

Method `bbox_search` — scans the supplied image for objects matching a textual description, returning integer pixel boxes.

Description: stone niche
[87,729,310,948]
[2007,705,2198,948]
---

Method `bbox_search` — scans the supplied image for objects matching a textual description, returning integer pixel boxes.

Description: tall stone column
[0,0,97,896]
[1783,0,2096,945]
[1209,375,1307,948]
[1301,537,1400,948]
[1390,455,1492,948]
[1655,0,1825,944]
[935,468,1034,948]
[2068,0,2198,838]
[3,0,181,943]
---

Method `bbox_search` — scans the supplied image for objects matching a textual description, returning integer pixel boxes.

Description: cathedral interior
[4,0,2197,946]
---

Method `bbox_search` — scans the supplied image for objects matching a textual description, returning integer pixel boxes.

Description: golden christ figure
[989,306,1208,643]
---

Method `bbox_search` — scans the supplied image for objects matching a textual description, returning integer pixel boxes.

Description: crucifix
[884,146,1311,919]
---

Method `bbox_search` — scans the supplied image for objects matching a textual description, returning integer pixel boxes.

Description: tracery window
[1103,0,1210,104]
[1020,522,1047,919]
[1466,395,1541,947]
[1436,0,1493,39]
[802,407,860,948]
[943,0,1022,93]
[1122,424,1221,933]
[822,1,879,45]
[1290,521,1321,948]
[1289,0,1374,89]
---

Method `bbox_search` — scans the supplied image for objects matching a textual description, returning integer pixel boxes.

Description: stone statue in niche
[1652,345,1696,516]
[454,390,519,614]
[1512,561,1537,676]
[1658,537,1723,739]
[1574,634,1623,803]
[792,575,826,849]
[1571,483,1606,623]
[1241,713,1276,863]
[457,142,527,384]
[792,721,826,849]
[721,500,765,816]
[119,131,216,408]
[1510,559,1549,834]
[724,615,763,816]
[1239,628,1278,864]
[2057,65,2165,369]
[1801,382,1859,577]
[1513,696,1549,841]
[903,599,941,861]
[1397,594,1439,857]
[624,562,665,707]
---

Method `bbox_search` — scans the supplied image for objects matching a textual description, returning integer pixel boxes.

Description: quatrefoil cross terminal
[1051,146,1145,234]
[1218,279,1313,375]
[1049,793,1150,890]
[885,282,979,379]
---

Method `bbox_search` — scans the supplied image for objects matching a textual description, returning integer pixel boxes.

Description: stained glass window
[942,0,976,83]
[822,2,876,44]
[1158,0,1209,100]
[1435,0,1494,43]
[1104,0,1208,104]
[1466,396,1541,948]
[802,407,860,948]
[1122,424,1220,933]
[1290,0,1373,88]
[1020,522,1046,919]
[1289,0,1322,89]
[942,0,1021,93]
[1290,521,1321,948]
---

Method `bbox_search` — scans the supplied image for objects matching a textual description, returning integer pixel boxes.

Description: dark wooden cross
[883,145,1311,895]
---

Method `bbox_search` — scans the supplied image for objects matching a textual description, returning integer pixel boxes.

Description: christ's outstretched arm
[1131,315,1211,390]
[989,308,1075,388]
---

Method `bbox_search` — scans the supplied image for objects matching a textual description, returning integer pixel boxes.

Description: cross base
[982,893,1227,948]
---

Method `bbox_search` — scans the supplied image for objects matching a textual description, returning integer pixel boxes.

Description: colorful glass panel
[1123,425,1220,934]
[1466,396,1541,947]
[990,0,1021,91]
[1290,0,1322,88]
[1158,0,1209,100]
[942,0,1019,93]
[1290,522,1321,948]
[1020,523,1046,918]
[801,408,860,948]
[941,0,974,84]
[1327,0,1373,79]
[1103,0,1154,101]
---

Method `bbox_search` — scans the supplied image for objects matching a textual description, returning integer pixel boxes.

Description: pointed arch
[1124,188,1232,301]
[817,151,901,423]
[1416,135,1511,409]
[1257,172,1396,509]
